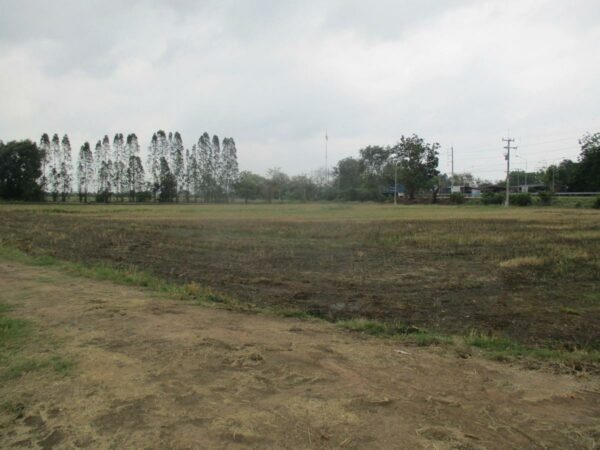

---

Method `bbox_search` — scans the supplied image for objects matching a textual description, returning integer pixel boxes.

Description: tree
[574,133,600,191]
[0,140,43,201]
[333,157,364,199]
[125,133,142,198]
[211,135,223,200]
[235,171,265,203]
[221,137,239,201]
[127,155,145,201]
[392,135,440,200]
[48,134,61,201]
[77,142,94,202]
[158,157,177,202]
[186,146,199,201]
[265,168,289,202]
[147,132,160,194]
[197,132,213,202]
[170,132,185,200]
[38,133,51,194]
[431,173,450,204]
[544,159,578,192]
[112,133,126,200]
[60,134,73,201]
[287,175,318,201]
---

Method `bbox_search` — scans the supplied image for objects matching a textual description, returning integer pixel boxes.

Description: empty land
[1,203,599,359]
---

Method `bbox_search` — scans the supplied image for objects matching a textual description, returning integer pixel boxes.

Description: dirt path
[0,260,598,449]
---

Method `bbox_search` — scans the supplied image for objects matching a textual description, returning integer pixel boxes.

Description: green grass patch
[0,316,31,347]
[336,318,451,346]
[465,333,600,370]
[0,300,75,380]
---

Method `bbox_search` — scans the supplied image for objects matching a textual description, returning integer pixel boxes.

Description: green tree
[543,159,578,192]
[77,142,94,202]
[0,140,43,201]
[235,171,265,203]
[158,157,177,202]
[265,168,289,202]
[60,134,73,201]
[574,133,600,191]
[392,135,440,200]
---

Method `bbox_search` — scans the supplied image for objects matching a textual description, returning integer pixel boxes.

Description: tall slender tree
[197,132,213,202]
[221,137,239,201]
[38,133,51,195]
[60,134,73,201]
[77,142,94,202]
[171,132,185,200]
[112,133,126,199]
[186,145,200,201]
[48,134,61,201]
[212,135,222,200]
[127,155,145,201]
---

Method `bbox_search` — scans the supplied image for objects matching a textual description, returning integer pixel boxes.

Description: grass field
[1,202,599,367]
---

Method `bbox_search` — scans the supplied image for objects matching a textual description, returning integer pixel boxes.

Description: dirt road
[0,260,598,449]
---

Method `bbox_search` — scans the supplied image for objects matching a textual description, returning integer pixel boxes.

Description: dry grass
[0,202,599,355]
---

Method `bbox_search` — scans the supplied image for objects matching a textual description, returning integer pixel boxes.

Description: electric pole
[503,137,516,207]
[451,146,454,190]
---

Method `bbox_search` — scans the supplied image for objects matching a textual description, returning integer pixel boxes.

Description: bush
[511,193,532,206]
[537,191,553,206]
[95,190,112,203]
[593,196,600,209]
[449,192,465,204]
[481,192,504,205]
[135,191,152,202]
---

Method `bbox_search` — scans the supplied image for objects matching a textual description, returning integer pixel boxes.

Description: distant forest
[0,131,599,202]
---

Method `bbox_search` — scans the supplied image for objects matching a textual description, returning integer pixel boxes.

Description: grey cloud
[1,0,599,180]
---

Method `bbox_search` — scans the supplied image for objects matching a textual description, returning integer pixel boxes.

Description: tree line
[1,132,598,202]
[34,130,239,203]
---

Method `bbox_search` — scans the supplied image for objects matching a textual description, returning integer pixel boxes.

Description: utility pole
[451,146,454,190]
[450,146,454,183]
[394,160,400,205]
[503,137,516,207]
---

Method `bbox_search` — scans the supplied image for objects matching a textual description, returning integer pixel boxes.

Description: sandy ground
[0,260,598,449]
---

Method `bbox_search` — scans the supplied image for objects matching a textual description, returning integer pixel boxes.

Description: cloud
[1,0,599,180]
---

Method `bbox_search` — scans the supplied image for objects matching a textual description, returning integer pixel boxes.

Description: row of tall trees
[36,130,239,202]
[39,134,73,201]
[185,133,239,202]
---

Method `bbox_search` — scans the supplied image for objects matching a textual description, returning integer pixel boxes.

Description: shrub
[593,196,600,209]
[95,190,112,203]
[450,192,465,204]
[481,192,504,205]
[511,193,532,206]
[135,191,152,202]
[537,191,553,206]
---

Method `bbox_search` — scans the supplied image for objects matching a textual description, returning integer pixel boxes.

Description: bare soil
[1,260,599,449]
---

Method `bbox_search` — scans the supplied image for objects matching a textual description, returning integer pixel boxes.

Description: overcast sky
[1,0,599,180]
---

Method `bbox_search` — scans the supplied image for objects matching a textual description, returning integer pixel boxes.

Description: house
[381,184,406,197]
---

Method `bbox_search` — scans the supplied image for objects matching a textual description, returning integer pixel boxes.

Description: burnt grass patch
[0,204,599,355]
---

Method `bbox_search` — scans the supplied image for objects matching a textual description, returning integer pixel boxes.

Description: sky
[1,0,599,181]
